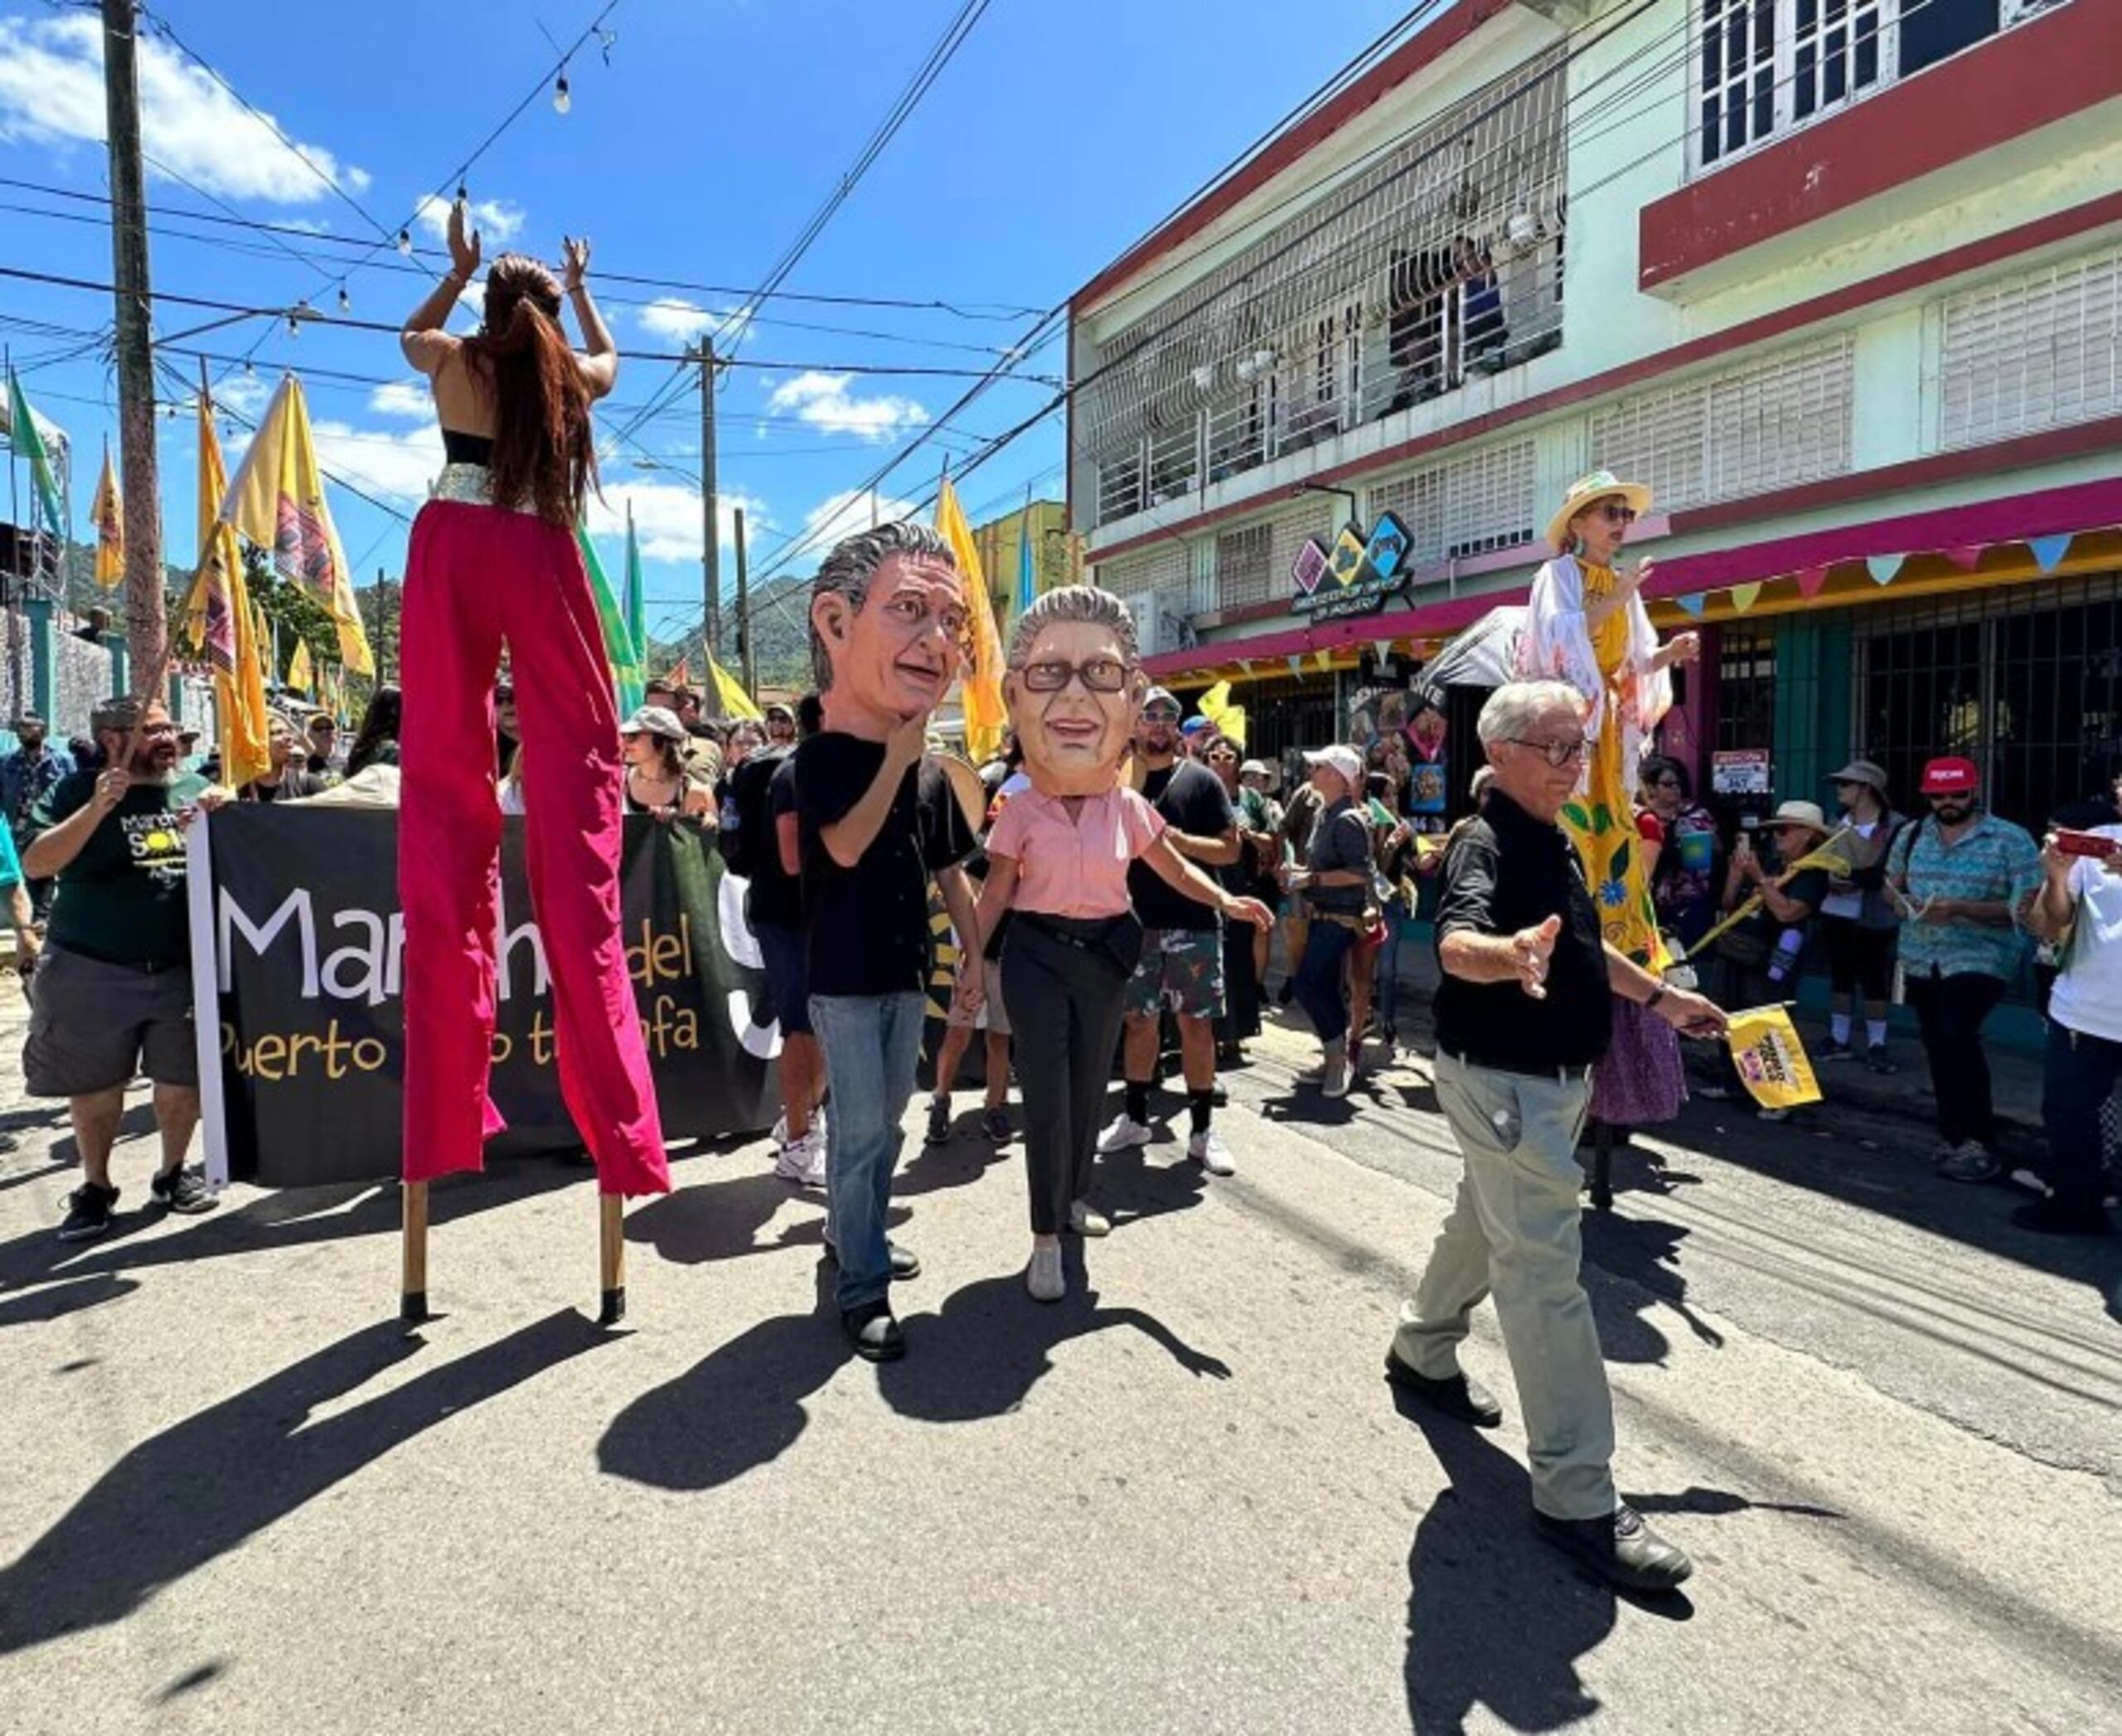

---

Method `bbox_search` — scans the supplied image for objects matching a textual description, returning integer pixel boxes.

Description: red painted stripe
[1090,189,2122,567]
[1640,1,2122,290]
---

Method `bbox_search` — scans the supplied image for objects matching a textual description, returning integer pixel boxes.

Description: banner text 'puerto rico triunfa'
[219,375,375,676]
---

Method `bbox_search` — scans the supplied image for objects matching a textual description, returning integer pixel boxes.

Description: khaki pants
[1393,1050,1616,1521]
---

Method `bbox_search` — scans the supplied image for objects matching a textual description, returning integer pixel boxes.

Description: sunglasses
[1594,502,1636,525]
[1020,657,1129,694]
[1140,703,1182,721]
[1509,735,1591,768]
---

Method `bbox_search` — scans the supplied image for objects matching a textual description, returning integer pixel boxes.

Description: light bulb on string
[396,228,412,255]
[553,71,571,114]
[337,288,351,313]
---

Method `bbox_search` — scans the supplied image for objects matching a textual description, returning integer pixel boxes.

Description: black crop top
[441,428,495,466]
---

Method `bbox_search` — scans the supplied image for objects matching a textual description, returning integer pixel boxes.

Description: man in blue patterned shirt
[1887,756,2041,1183]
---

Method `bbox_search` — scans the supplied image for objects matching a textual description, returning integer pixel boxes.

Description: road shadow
[0,1272,138,1329]
[627,1170,824,1267]
[1088,1137,1211,1230]
[878,1264,1229,1424]
[0,1310,605,1656]
[598,1264,845,1493]
[1580,1212,1727,1363]
[1398,1402,1691,1735]
[897,1125,1014,1200]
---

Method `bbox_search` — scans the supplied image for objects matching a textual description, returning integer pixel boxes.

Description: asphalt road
[2,999,2118,1735]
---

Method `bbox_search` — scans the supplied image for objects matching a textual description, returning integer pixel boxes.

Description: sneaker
[1097,1113,1152,1154]
[924,1097,952,1147]
[1210,1080,1228,1108]
[774,1128,824,1186]
[1026,1243,1065,1302]
[841,1301,906,1362]
[150,1164,216,1215]
[1534,1505,1693,1593]
[980,1106,1012,1143]
[1323,1054,1349,1099]
[58,1181,119,1243]
[1819,1038,1855,1063]
[1188,1127,1235,1176]
[1068,1198,1111,1237]
[1865,1045,1901,1076]
[1937,1142,2002,1184]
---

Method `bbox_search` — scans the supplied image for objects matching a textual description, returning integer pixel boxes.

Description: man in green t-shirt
[22,697,233,1241]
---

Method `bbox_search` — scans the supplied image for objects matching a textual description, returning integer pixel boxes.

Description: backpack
[722,746,789,882]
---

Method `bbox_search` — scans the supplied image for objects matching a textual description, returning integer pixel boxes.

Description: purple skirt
[1591,996,1687,1126]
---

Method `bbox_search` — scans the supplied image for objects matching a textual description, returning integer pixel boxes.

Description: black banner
[197,808,781,1188]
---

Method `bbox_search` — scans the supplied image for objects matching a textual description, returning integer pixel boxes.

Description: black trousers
[1218,916,1262,1047]
[1905,968,2008,1147]
[1001,914,1143,1237]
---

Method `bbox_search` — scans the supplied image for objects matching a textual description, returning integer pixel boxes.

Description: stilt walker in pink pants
[395,201,669,1325]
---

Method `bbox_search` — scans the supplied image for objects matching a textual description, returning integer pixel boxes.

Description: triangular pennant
[1286,654,1304,678]
[1675,593,1707,618]
[1236,658,1254,677]
[1373,638,1396,667]
[1313,647,1332,670]
[2028,534,2071,573]
[1795,565,1830,599]
[1865,555,1905,586]
[1941,545,1984,571]
[1727,582,1762,615]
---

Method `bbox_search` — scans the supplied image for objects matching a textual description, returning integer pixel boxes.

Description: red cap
[1920,756,1979,795]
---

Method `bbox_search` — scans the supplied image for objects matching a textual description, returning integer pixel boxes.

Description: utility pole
[102,0,166,676]
[696,339,719,661]
[733,506,753,695]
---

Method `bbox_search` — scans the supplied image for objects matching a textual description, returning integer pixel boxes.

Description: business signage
[1290,510,1414,621]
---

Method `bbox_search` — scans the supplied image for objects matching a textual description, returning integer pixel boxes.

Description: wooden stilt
[598,1192,626,1326]
[400,1179,430,1322]
[1590,1122,1616,1214]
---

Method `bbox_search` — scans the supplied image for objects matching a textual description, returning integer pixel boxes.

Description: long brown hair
[460,256,595,524]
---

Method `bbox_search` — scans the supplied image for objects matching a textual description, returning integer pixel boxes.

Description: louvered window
[1094,546,1189,609]
[1443,441,1536,558]
[1214,523,1273,610]
[1369,467,1446,565]
[1938,245,2122,449]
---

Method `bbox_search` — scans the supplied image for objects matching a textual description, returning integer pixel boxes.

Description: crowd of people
[6,211,2116,1604]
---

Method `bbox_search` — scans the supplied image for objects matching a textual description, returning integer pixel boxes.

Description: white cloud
[0,17,371,205]
[636,298,754,347]
[585,478,770,564]
[367,381,432,420]
[800,488,924,553]
[414,193,525,245]
[215,373,269,418]
[310,419,445,507]
[766,371,928,443]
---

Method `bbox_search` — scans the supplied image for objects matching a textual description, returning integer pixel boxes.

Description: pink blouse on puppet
[985,784,1165,918]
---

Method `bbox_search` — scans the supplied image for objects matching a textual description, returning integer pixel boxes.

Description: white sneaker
[1026,1243,1065,1302]
[1097,1114,1152,1154]
[1068,1199,1111,1237]
[1188,1127,1235,1176]
[775,1125,827,1187]
[1323,1055,1349,1098]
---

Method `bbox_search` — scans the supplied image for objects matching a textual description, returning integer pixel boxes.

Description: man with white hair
[1386,679,1725,1593]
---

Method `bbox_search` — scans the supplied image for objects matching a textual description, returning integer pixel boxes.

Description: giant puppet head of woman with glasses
[1001,584,1147,798]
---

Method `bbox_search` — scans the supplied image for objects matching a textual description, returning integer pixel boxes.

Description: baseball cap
[1920,756,1979,796]
[619,705,687,743]
[1238,759,1271,780]
[1830,759,1888,793]
[1305,744,1363,786]
[1180,715,1214,736]
[1141,686,1180,715]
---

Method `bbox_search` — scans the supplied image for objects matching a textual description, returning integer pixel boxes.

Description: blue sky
[0,0,1403,649]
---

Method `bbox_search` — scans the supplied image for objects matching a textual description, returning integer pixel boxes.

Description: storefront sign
[191,808,781,1190]
[1291,510,1413,621]
[1710,749,1771,796]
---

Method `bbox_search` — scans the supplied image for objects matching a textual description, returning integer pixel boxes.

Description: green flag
[576,521,643,716]
[623,506,648,705]
[6,371,65,538]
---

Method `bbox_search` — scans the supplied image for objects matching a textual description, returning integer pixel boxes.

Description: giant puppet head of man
[807,521,969,739]
[1002,584,1147,799]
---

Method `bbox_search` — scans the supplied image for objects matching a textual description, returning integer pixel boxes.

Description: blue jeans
[2042,1017,2122,1212]
[1374,898,1407,1030]
[808,992,927,1312]
[1293,919,1357,1046]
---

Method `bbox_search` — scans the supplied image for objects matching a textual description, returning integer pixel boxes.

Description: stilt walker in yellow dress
[1514,472,1700,970]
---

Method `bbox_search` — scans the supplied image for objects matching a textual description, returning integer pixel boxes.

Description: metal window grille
[1368,466,1446,564]
[1093,545,1189,608]
[1715,623,1778,753]
[1589,338,1852,513]
[1442,440,1536,558]
[1938,244,2122,449]
[1078,43,1569,526]
[1213,522,1273,610]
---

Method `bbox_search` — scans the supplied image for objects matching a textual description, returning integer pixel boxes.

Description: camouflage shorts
[1122,926,1225,1022]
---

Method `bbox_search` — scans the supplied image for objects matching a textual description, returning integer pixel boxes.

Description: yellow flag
[220,374,375,675]
[708,654,763,721]
[1725,1005,1822,1109]
[934,478,1007,763]
[287,638,312,694]
[90,444,124,589]
[178,381,273,793]
[1196,678,1248,748]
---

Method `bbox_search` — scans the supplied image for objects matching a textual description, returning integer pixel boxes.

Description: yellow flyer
[1724,1005,1822,1109]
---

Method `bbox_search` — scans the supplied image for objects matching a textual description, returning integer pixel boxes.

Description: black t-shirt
[746,754,805,932]
[31,769,211,968]
[795,731,975,997]
[1126,759,1234,932]
[1432,790,1612,1071]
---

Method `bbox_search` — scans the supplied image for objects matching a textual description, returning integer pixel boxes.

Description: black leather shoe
[1383,1350,1503,1427]
[841,1302,905,1362]
[1535,1504,1693,1593]
[823,1237,923,1282]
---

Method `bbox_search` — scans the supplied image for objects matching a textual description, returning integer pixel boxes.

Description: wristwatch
[1643,984,1667,1012]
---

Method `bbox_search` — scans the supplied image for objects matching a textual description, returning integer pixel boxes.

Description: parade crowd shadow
[0,1311,605,1656]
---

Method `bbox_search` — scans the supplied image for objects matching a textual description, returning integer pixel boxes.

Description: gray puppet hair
[808,520,957,691]
[1005,584,1140,669]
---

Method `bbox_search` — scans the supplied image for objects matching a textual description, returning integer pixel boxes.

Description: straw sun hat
[1546,469,1653,553]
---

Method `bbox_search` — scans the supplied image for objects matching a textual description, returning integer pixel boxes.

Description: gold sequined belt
[431,461,540,515]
